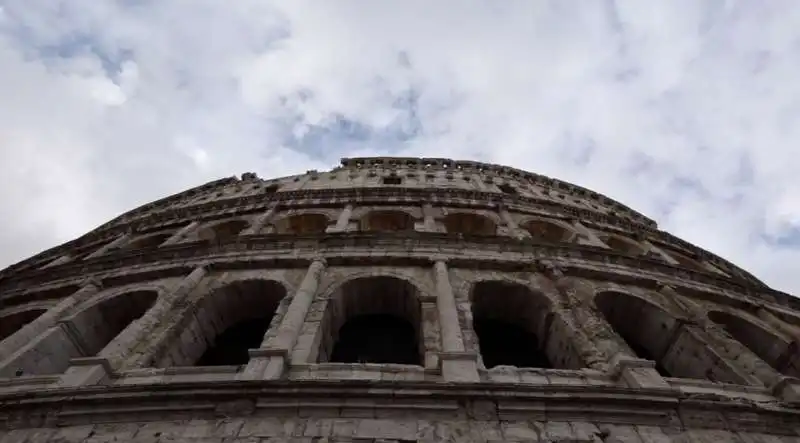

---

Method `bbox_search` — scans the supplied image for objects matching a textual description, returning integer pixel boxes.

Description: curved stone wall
[1,157,799,442]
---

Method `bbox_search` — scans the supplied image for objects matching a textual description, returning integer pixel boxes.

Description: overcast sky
[0,1,798,295]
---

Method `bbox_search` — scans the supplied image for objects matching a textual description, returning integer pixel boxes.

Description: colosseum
[0,156,799,442]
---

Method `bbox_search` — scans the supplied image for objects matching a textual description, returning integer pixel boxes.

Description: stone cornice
[1,379,798,433]
[0,233,789,315]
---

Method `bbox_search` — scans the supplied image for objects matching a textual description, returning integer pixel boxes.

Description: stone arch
[597,233,646,256]
[519,217,575,243]
[319,276,423,365]
[273,213,330,235]
[196,219,249,244]
[469,280,558,369]
[121,232,172,251]
[63,290,159,357]
[0,308,47,342]
[442,212,497,236]
[5,290,159,376]
[708,310,797,377]
[594,290,744,381]
[360,210,415,232]
[666,249,709,272]
[153,279,288,368]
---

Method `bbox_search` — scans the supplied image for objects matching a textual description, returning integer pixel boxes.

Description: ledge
[1,377,799,433]
[0,232,778,314]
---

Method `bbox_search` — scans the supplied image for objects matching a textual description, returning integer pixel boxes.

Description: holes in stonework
[0,309,46,341]
[443,213,496,236]
[498,183,517,194]
[154,279,286,368]
[273,213,329,235]
[360,210,415,232]
[320,276,423,366]
[470,281,555,369]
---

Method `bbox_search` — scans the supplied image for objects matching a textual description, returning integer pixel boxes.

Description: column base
[57,357,113,387]
[609,352,670,390]
[439,352,480,383]
[772,376,800,405]
[239,348,289,381]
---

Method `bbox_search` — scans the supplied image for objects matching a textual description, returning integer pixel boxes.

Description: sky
[0,1,799,295]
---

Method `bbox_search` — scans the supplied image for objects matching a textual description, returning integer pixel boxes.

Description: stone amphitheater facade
[1,157,800,442]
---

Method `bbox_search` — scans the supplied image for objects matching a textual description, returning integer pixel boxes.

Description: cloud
[0,0,798,295]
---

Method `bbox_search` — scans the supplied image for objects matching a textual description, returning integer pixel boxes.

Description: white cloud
[0,0,798,295]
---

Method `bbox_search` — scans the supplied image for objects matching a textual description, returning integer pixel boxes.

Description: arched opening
[70,290,159,358]
[594,291,747,382]
[322,276,422,365]
[197,219,249,244]
[121,233,172,251]
[522,219,572,243]
[0,309,46,341]
[0,290,159,377]
[595,292,672,376]
[443,213,496,236]
[600,234,646,256]
[709,311,797,377]
[667,249,709,272]
[154,280,286,368]
[3,284,80,308]
[360,211,415,233]
[471,281,553,369]
[273,213,329,235]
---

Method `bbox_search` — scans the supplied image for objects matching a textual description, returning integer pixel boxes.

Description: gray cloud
[0,0,798,294]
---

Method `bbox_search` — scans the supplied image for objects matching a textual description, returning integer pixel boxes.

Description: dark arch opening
[443,213,496,236]
[360,211,415,232]
[522,219,571,243]
[274,213,329,235]
[122,233,171,251]
[471,281,553,369]
[708,310,796,377]
[197,219,250,244]
[601,234,646,256]
[321,276,422,366]
[73,290,159,357]
[153,279,286,368]
[330,314,419,364]
[0,309,46,341]
[594,291,671,376]
[473,318,550,369]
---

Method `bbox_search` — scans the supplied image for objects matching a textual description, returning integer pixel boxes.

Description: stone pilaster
[85,233,132,259]
[98,266,209,371]
[41,255,73,269]
[326,204,353,233]
[417,203,444,233]
[659,285,778,387]
[570,221,608,248]
[539,262,644,376]
[241,258,327,380]
[240,205,277,236]
[498,206,529,239]
[434,260,479,382]
[162,221,200,246]
[0,280,102,375]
